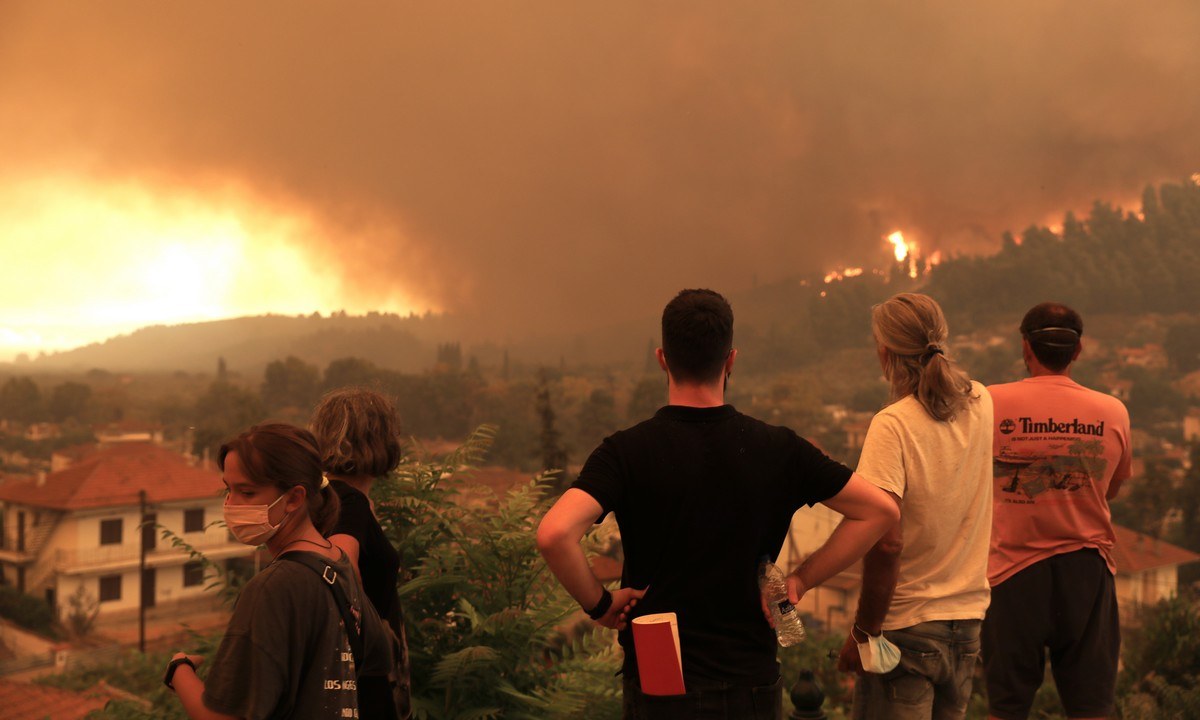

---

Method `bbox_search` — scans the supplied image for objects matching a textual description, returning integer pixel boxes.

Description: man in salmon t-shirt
[983,302,1132,720]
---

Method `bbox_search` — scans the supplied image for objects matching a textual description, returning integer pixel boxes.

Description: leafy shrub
[40,633,222,720]
[65,584,99,638]
[1117,591,1200,718]
[376,425,622,719]
[0,584,59,637]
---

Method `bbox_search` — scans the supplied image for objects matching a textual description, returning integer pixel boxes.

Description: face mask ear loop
[271,487,303,529]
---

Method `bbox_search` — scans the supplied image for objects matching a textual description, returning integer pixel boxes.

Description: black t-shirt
[330,480,402,629]
[203,551,392,719]
[572,404,852,686]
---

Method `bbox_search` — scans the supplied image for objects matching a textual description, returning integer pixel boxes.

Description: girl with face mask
[165,423,393,720]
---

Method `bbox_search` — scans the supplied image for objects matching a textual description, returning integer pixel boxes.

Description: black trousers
[622,673,783,719]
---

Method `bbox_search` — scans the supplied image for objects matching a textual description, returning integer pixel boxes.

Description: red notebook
[631,612,686,696]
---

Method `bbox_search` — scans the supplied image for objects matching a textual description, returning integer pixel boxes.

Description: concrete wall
[777,503,842,572]
[1115,565,1180,616]
[53,561,214,621]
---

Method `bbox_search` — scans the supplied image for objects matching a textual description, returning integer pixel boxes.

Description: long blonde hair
[872,293,974,422]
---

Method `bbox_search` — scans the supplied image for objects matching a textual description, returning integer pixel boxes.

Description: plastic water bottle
[758,556,806,647]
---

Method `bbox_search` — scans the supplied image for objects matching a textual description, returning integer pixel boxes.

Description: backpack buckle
[321,566,337,585]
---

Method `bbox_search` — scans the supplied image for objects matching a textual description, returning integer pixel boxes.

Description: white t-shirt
[856,381,994,630]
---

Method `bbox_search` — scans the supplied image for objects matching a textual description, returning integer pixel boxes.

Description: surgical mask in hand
[856,626,901,674]
[224,493,291,546]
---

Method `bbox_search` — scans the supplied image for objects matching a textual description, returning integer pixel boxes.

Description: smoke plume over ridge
[3,1,1199,338]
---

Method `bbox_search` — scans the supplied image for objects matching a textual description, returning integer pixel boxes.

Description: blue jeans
[852,619,981,720]
[622,673,783,719]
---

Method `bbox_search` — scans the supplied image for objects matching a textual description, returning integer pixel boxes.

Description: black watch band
[585,587,613,620]
[164,656,196,690]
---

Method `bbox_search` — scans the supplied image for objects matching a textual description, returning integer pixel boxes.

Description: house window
[183,508,205,533]
[99,575,122,602]
[99,518,122,545]
[183,561,205,588]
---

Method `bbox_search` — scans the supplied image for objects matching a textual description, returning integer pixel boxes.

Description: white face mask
[224,492,291,546]
[856,628,902,674]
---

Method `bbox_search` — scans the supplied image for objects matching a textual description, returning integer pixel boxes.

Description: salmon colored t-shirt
[987,375,1132,586]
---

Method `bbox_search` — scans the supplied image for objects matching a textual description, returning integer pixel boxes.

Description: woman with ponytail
[836,293,994,720]
[166,423,393,720]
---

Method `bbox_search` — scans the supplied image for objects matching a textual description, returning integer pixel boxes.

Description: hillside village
[1,309,1199,709]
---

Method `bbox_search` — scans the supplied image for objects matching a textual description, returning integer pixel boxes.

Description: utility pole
[138,489,147,653]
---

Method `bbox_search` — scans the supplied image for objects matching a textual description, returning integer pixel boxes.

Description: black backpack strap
[279,552,365,669]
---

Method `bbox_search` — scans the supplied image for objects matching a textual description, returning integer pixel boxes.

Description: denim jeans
[622,673,783,719]
[852,619,981,720]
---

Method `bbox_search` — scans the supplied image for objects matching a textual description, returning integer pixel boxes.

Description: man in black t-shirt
[537,289,900,719]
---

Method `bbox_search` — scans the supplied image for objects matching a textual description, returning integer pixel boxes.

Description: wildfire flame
[823,266,864,284]
[887,231,910,262]
[819,228,937,294]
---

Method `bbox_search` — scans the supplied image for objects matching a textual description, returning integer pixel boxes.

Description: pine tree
[536,368,570,493]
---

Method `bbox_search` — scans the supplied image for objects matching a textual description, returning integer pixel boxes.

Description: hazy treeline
[926,179,1200,323]
[180,349,667,472]
[710,179,1200,382]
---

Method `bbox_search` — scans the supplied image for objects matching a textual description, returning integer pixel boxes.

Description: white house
[1111,525,1200,620]
[0,443,253,622]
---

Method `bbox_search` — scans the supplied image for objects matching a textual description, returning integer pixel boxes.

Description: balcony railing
[54,537,249,573]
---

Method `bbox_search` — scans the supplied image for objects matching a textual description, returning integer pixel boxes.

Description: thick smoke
[2,1,1198,335]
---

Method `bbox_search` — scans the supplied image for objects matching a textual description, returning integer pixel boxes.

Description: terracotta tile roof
[1112,524,1200,574]
[0,679,110,719]
[50,443,99,471]
[0,442,222,511]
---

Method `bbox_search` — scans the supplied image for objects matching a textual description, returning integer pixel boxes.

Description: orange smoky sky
[2,1,1199,357]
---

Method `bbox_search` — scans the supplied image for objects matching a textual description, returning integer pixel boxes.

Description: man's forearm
[536,489,609,611]
[538,538,605,610]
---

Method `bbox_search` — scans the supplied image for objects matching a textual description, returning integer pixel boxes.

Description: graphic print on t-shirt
[994,416,1108,503]
[326,620,360,718]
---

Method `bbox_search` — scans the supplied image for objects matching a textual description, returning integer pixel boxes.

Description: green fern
[430,646,502,686]
[375,426,622,718]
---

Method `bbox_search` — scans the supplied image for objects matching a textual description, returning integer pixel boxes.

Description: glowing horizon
[0,176,427,363]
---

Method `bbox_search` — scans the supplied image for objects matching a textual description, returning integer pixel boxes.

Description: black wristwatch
[163,656,196,690]
[586,587,613,620]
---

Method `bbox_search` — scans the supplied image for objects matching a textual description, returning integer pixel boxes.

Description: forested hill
[730,178,1200,366]
[924,179,1200,328]
[24,312,453,374]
